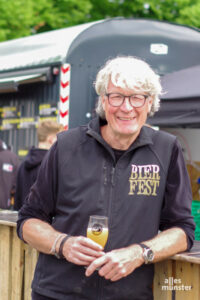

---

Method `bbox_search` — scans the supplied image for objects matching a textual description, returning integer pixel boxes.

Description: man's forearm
[22,218,105,265]
[22,218,64,254]
[85,227,187,281]
[142,227,188,262]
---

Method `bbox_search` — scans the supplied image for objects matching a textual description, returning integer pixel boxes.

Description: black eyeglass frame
[105,93,149,108]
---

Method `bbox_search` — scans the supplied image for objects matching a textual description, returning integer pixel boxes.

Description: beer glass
[87,215,108,248]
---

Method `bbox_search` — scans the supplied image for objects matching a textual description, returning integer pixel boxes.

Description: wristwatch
[139,243,154,264]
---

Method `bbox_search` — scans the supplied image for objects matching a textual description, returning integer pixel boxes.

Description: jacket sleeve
[14,163,24,211]
[159,139,195,250]
[10,154,20,206]
[17,142,58,240]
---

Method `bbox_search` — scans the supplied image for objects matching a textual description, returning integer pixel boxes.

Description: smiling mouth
[118,117,135,121]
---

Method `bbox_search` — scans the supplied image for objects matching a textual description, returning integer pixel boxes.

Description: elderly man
[17,56,195,300]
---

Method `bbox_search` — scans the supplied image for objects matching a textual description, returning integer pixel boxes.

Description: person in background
[14,119,64,210]
[17,56,195,300]
[0,139,20,209]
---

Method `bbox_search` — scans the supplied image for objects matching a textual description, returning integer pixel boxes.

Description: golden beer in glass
[87,215,108,248]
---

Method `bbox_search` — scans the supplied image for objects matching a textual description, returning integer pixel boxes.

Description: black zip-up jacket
[17,117,195,300]
[14,147,48,210]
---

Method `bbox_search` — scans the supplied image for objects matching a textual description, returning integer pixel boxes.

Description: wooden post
[10,228,24,300]
[154,259,173,300]
[24,244,38,300]
[0,225,12,300]
[175,261,200,300]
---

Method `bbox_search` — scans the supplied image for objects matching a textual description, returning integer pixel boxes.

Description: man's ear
[47,134,56,145]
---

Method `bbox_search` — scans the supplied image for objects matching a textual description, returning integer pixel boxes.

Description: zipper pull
[103,165,107,185]
[111,167,115,186]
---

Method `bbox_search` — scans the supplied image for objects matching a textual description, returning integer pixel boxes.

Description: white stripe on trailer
[59,63,71,130]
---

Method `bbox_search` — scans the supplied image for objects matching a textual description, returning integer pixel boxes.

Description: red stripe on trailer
[64,125,68,130]
[60,95,69,103]
[60,110,69,118]
[61,66,70,73]
[61,81,69,88]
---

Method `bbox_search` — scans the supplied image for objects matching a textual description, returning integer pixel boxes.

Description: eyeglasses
[105,93,149,108]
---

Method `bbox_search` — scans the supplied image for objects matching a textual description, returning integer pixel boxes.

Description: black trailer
[0,18,200,154]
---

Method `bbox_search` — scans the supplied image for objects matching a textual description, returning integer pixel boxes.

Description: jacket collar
[87,117,153,153]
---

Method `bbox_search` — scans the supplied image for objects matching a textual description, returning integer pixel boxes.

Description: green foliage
[0,0,92,41]
[0,0,33,40]
[177,2,200,28]
[0,0,199,42]
[33,0,93,32]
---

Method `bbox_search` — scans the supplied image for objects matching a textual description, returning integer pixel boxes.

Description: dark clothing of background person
[0,139,20,209]
[14,147,48,210]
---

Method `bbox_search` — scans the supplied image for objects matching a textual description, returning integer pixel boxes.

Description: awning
[161,64,200,99]
[147,65,200,127]
[148,98,200,127]
[0,67,51,93]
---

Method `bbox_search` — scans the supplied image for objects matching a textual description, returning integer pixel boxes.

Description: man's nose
[121,97,133,111]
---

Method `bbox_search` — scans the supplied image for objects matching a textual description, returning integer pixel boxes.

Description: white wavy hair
[95,56,162,118]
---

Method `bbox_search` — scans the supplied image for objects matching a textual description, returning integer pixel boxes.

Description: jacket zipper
[111,166,115,186]
[98,276,103,300]
[105,165,115,251]
[98,165,115,300]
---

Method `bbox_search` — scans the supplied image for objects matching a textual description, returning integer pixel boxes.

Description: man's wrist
[136,244,145,264]
[50,233,64,258]
[58,235,71,259]
[139,243,155,264]
[129,244,145,265]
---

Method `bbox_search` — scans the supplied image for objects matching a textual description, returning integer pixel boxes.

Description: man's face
[101,80,153,140]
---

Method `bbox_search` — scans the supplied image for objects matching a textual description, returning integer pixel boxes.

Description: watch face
[147,249,154,261]
[144,248,154,263]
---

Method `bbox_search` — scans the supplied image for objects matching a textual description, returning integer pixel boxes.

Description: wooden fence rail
[1,219,200,300]
[0,221,38,300]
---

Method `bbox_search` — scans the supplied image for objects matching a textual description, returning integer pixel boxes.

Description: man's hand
[85,244,144,281]
[62,236,105,266]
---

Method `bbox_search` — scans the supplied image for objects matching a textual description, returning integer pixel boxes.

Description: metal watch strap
[58,235,71,259]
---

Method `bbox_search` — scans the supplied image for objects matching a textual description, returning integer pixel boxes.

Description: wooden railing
[0,217,38,300]
[0,215,200,300]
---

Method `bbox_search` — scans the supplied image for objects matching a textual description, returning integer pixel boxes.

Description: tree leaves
[0,0,199,42]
